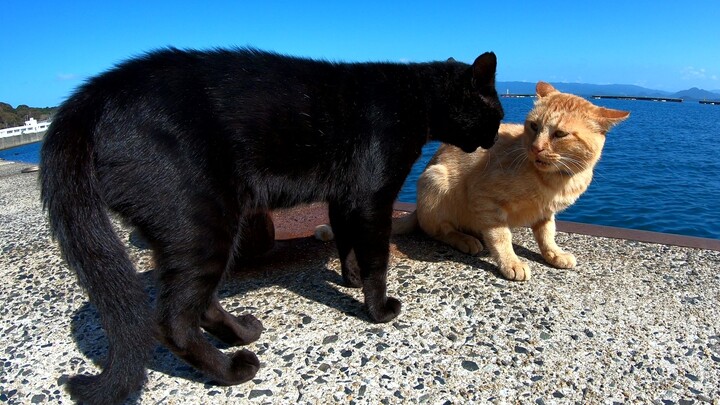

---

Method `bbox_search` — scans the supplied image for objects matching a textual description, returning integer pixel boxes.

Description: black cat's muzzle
[478,135,497,150]
[460,136,495,153]
[465,132,497,152]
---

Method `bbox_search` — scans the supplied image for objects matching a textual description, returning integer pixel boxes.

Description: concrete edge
[392,201,720,252]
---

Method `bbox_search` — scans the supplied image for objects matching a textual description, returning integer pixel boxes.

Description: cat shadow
[222,236,368,321]
[68,230,548,395]
[69,235,367,394]
[69,271,212,399]
[391,231,547,279]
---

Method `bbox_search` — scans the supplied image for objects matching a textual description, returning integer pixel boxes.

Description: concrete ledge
[1,162,719,404]
[0,132,45,151]
[392,201,720,252]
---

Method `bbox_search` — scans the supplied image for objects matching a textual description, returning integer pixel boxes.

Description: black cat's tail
[40,93,154,405]
[391,210,419,235]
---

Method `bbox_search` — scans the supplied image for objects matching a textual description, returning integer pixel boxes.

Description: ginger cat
[394,82,629,281]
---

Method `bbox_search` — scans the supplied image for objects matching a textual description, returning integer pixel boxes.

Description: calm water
[399,97,720,240]
[2,98,719,239]
[0,141,42,164]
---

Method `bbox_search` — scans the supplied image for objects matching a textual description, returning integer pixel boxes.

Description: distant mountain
[0,102,56,129]
[670,87,720,101]
[496,81,720,100]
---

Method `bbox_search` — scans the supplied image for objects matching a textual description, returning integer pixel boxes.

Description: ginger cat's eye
[529,122,538,132]
[553,130,568,138]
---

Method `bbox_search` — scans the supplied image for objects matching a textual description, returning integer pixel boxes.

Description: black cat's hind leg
[154,226,260,385]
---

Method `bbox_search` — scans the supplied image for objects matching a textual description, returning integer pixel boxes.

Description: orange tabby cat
[394,82,629,281]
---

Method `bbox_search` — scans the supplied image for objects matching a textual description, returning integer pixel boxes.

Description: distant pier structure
[501,94,535,98]
[500,89,536,98]
[0,118,50,150]
[592,95,683,103]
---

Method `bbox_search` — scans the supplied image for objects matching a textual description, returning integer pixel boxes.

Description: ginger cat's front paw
[499,260,531,281]
[448,233,483,255]
[543,250,577,269]
[314,224,334,241]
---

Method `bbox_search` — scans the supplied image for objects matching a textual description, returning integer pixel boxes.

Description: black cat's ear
[472,52,497,88]
[536,81,558,98]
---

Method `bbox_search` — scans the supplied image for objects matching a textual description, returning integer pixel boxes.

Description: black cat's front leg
[238,209,275,258]
[331,200,401,323]
[354,227,402,323]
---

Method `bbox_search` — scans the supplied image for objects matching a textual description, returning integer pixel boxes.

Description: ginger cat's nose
[531,143,545,155]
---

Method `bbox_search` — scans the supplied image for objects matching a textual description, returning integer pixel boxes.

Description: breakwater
[0,131,45,151]
[592,95,683,102]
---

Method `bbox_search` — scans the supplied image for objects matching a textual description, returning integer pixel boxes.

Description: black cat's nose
[479,134,497,150]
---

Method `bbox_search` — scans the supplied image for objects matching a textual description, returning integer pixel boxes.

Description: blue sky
[2,1,719,107]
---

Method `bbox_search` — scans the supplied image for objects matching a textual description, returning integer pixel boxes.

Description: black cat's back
[40,47,502,404]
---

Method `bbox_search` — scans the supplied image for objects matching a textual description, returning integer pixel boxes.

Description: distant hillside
[497,81,720,100]
[496,81,672,97]
[670,87,720,101]
[0,103,57,129]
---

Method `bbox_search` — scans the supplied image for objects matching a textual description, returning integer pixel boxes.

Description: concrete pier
[0,131,45,151]
[1,161,719,404]
[0,118,49,151]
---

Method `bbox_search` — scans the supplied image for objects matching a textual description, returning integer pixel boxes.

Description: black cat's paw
[234,313,264,345]
[368,297,402,323]
[201,305,264,346]
[342,273,363,288]
[341,250,362,288]
[228,349,261,384]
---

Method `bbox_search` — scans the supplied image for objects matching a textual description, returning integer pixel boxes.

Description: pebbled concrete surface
[1,160,719,404]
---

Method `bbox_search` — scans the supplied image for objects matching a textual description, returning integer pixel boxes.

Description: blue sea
[2,98,719,240]
[399,97,720,240]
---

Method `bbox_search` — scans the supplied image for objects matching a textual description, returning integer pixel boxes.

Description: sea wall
[0,131,45,151]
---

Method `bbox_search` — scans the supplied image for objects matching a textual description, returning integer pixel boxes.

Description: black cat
[40,47,503,404]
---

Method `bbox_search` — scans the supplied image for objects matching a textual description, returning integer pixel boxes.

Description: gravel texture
[1,160,719,404]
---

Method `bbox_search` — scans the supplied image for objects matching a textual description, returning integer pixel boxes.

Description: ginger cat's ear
[536,81,558,98]
[595,107,630,133]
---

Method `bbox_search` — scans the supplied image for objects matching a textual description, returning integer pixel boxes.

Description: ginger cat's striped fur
[395,82,629,281]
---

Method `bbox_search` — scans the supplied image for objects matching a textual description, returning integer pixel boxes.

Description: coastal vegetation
[0,103,57,129]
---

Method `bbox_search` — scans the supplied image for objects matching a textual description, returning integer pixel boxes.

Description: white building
[0,118,51,139]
